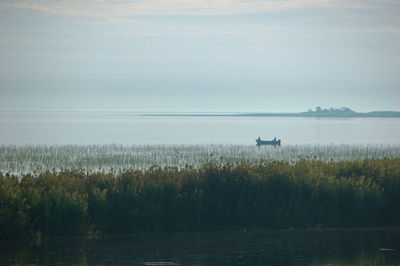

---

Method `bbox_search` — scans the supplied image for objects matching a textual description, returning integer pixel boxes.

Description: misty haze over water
[1,1,400,265]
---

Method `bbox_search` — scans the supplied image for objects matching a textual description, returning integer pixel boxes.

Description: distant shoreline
[235,111,400,118]
[1,109,400,118]
[142,111,400,118]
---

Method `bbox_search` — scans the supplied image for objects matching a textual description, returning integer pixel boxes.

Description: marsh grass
[1,144,399,175]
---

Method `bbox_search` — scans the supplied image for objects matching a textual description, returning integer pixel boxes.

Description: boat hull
[256,139,281,146]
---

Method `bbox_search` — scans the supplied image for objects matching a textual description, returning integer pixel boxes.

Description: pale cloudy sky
[0,0,399,112]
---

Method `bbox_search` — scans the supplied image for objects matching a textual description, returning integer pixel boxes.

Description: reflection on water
[0,228,399,265]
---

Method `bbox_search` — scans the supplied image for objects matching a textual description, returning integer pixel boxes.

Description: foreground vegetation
[1,158,399,239]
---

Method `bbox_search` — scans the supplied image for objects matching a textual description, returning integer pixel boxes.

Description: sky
[0,0,399,113]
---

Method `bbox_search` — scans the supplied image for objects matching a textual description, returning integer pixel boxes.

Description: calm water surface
[0,228,399,265]
[1,112,400,145]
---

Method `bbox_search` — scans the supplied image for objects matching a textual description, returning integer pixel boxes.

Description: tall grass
[1,144,399,175]
[1,158,399,239]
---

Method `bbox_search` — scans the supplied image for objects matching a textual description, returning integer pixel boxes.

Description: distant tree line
[238,107,400,117]
[307,106,355,113]
[1,158,399,239]
[303,107,400,117]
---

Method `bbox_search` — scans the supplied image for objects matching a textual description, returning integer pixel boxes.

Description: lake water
[0,228,399,265]
[1,111,400,145]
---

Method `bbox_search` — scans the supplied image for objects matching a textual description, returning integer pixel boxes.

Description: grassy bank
[1,158,399,239]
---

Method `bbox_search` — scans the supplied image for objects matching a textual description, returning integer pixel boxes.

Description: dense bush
[0,158,399,239]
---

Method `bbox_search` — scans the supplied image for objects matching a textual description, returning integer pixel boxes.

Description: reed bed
[1,144,399,175]
[1,158,399,239]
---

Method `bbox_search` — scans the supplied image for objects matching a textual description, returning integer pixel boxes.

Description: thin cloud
[0,0,387,18]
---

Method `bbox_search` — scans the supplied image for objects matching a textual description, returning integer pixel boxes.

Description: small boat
[256,137,281,146]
